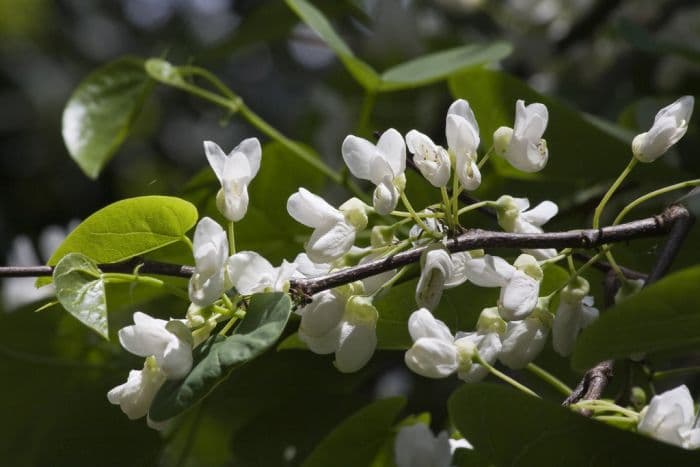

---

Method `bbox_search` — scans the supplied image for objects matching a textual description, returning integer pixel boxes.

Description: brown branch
[0,258,194,279]
[562,205,693,410]
[292,204,686,296]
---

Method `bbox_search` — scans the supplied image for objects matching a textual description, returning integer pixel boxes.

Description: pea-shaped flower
[204,138,262,221]
[406,130,451,187]
[226,251,297,295]
[287,188,367,263]
[552,277,599,357]
[118,312,193,379]
[632,96,694,163]
[394,423,471,467]
[637,385,700,449]
[342,128,406,215]
[495,195,558,259]
[188,217,229,307]
[107,356,165,422]
[446,99,481,190]
[493,100,549,173]
[499,299,552,369]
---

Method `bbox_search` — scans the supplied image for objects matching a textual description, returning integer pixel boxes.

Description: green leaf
[38,196,197,287]
[149,292,293,421]
[378,42,512,92]
[62,57,152,179]
[572,265,700,370]
[53,253,108,339]
[302,397,406,467]
[285,0,380,90]
[449,383,700,466]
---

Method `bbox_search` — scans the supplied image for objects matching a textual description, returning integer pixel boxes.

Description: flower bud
[339,197,369,231]
[632,96,694,163]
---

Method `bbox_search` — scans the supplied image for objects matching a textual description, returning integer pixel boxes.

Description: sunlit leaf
[379,42,512,92]
[38,196,197,287]
[285,0,380,90]
[53,253,108,339]
[62,57,152,179]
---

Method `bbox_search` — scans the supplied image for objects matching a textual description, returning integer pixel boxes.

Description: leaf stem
[526,363,572,396]
[475,354,539,398]
[593,156,638,229]
[101,273,189,300]
[613,179,700,226]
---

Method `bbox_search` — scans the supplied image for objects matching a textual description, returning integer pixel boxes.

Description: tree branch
[293,204,687,296]
[0,258,194,279]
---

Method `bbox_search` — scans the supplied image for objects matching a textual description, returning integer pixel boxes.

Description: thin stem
[456,200,492,217]
[218,316,238,336]
[477,146,493,169]
[573,399,639,419]
[102,273,189,300]
[400,191,437,238]
[653,366,700,381]
[227,221,236,255]
[567,253,577,275]
[440,187,455,231]
[369,266,409,298]
[526,363,572,396]
[593,156,638,229]
[451,168,461,226]
[613,179,700,226]
[475,354,539,398]
[539,248,572,267]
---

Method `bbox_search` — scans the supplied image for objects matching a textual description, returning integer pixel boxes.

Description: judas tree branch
[0,205,688,300]
[292,205,688,297]
[0,258,194,279]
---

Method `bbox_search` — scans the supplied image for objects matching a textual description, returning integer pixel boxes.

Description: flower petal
[342,135,378,181]
[334,320,377,373]
[376,128,406,177]
[287,188,343,229]
[405,337,459,378]
[408,308,454,342]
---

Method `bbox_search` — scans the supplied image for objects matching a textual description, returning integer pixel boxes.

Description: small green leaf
[38,196,197,287]
[573,265,700,370]
[149,292,293,421]
[449,383,700,465]
[53,253,108,339]
[378,42,512,92]
[285,0,380,90]
[62,57,152,179]
[302,397,406,467]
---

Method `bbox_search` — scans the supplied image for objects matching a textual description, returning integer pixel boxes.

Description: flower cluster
[105,95,695,437]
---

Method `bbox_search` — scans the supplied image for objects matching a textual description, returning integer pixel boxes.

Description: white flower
[204,138,262,221]
[446,99,481,191]
[638,385,700,449]
[292,252,330,279]
[406,130,451,187]
[227,251,297,295]
[342,128,406,215]
[394,423,464,467]
[495,195,558,260]
[107,356,166,422]
[632,96,694,163]
[552,278,599,357]
[415,247,453,310]
[493,100,549,173]
[498,254,543,320]
[287,188,366,263]
[499,299,552,369]
[297,287,378,373]
[188,217,229,307]
[404,308,499,382]
[118,312,193,379]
